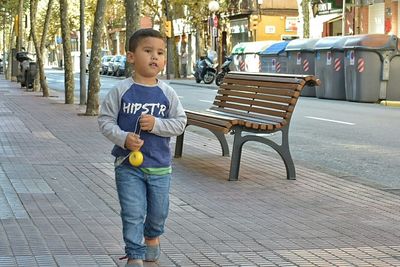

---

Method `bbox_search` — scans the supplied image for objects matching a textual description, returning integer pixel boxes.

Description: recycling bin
[286,38,319,96]
[386,53,400,101]
[314,36,350,100]
[231,42,246,71]
[343,34,398,102]
[243,41,276,72]
[259,41,290,74]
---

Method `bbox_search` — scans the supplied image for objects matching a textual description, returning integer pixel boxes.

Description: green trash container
[286,38,319,96]
[231,42,246,71]
[386,53,400,101]
[343,34,398,102]
[259,41,290,74]
[314,36,350,100]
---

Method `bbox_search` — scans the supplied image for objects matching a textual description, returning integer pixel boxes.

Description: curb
[380,100,400,107]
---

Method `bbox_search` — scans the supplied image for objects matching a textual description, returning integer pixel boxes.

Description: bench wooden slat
[219,84,301,96]
[223,78,305,90]
[209,107,285,127]
[226,71,321,86]
[215,95,292,111]
[214,101,290,119]
[187,113,233,128]
[186,110,240,124]
[224,74,307,86]
[218,87,300,102]
[187,118,232,134]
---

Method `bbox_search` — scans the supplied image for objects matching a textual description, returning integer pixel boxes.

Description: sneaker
[125,259,143,267]
[144,243,161,262]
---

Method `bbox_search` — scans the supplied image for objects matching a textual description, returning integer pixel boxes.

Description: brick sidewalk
[1,77,400,266]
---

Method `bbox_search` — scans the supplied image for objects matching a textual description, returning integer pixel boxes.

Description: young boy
[98,28,187,267]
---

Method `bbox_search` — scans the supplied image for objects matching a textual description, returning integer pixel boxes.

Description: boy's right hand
[125,133,144,151]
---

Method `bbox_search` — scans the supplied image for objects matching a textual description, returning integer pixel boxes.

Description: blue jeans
[115,164,171,260]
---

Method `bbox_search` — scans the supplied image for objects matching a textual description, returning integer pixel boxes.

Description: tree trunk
[171,4,179,79]
[17,0,24,50]
[38,0,54,97]
[30,0,40,92]
[302,0,310,38]
[6,20,15,80]
[85,0,107,116]
[124,0,142,78]
[59,0,75,104]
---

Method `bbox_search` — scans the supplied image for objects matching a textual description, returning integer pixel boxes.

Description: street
[45,69,400,192]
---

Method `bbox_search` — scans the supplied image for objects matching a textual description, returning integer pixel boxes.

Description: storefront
[230,18,250,49]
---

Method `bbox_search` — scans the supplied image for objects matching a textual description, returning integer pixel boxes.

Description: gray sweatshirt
[98,77,187,167]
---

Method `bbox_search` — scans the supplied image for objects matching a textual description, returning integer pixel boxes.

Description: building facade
[310,0,399,38]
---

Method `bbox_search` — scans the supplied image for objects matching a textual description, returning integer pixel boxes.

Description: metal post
[79,0,87,105]
[211,14,215,51]
[2,10,6,73]
[342,0,346,36]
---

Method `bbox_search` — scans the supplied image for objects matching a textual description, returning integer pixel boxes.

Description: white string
[133,115,142,136]
[120,115,142,163]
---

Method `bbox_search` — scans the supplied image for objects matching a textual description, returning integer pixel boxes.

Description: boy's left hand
[140,114,155,131]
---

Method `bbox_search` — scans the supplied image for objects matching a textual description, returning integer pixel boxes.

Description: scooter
[215,55,232,86]
[194,56,217,84]
[16,52,36,89]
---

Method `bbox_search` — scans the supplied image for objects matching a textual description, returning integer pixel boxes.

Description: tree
[124,0,142,78]
[85,0,107,115]
[17,0,24,50]
[1,0,21,80]
[59,0,74,104]
[30,0,40,91]
[30,0,53,96]
[301,0,310,38]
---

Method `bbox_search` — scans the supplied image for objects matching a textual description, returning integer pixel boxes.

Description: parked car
[113,55,126,76]
[107,55,123,75]
[100,55,113,75]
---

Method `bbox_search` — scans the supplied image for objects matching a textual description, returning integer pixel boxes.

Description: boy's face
[127,37,166,82]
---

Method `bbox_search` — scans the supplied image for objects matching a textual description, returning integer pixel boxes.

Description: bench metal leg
[211,130,230,157]
[174,127,229,158]
[228,126,296,181]
[174,132,185,158]
[229,129,244,181]
[279,127,296,180]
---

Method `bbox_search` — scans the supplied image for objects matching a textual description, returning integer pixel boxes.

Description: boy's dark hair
[128,28,164,52]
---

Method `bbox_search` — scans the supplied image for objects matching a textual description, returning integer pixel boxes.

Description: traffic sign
[213,16,218,27]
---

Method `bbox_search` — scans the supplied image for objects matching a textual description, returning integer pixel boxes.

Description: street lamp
[257,0,264,14]
[208,0,219,53]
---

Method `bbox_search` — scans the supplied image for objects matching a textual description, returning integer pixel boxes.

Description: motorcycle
[215,55,232,86]
[194,56,217,84]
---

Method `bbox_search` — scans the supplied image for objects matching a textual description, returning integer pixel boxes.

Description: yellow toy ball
[129,151,144,167]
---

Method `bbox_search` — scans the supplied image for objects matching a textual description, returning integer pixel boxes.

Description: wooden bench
[174,71,320,181]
